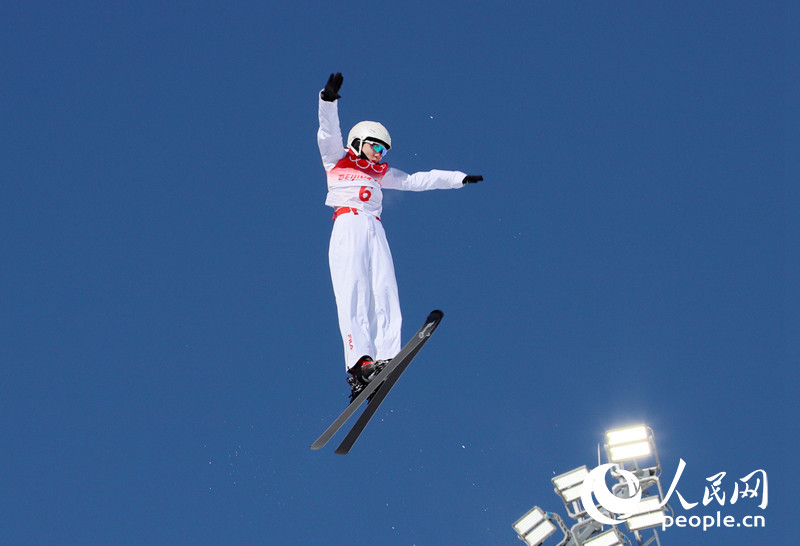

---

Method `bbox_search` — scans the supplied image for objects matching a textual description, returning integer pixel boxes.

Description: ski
[334,331,431,454]
[311,310,443,453]
[334,310,443,454]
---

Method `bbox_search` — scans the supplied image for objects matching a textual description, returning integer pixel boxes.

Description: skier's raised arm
[317,73,345,171]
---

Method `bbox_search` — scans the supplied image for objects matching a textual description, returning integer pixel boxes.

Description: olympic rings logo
[346,154,387,175]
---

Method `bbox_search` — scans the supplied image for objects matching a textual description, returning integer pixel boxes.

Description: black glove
[321,72,343,102]
[462,175,483,185]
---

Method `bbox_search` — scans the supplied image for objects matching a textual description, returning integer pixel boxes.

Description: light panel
[606,425,652,462]
[552,466,588,491]
[583,529,624,546]
[606,425,647,446]
[626,510,667,531]
[552,466,589,503]
[513,506,545,535]
[609,441,651,462]
[522,519,557,545]
[622,495,666,531]
[559,483,583,503]
[513,506,557,546]
[627,495,662,516]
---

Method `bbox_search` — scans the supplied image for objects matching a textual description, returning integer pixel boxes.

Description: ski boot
[347,356,389,403]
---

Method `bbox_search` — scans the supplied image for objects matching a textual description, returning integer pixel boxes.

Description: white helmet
[347,121,392,156]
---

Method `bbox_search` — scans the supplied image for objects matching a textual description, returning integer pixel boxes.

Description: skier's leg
[370,219,402,361]
[329,214,376,371]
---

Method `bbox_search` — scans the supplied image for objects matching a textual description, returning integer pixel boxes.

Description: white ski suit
[318,93,465,371]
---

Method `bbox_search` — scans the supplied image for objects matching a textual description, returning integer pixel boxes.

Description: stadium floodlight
[605,425,651,463]
[624,495,667,532]
[512,506,557,546]
[552,466,589,504]
[582,527,626,546]
[627,510,667,532]
[552,466,591,520]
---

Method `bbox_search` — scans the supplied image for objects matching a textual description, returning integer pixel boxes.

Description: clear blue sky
[1,1,794,544]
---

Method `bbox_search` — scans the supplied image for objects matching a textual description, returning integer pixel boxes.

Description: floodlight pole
[564,518,603,546]
[605,427,665,546]
[549,512,571,546]
[635,532,660,546]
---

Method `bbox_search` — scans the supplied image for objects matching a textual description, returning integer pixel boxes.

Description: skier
[318,72,482,401]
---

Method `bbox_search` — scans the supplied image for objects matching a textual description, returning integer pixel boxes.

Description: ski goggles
[366,141,388,156]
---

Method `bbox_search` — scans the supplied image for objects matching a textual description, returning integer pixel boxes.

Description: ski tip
[428,309,444,321]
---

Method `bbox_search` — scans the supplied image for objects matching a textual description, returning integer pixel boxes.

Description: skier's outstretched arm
[382,168,483,191]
